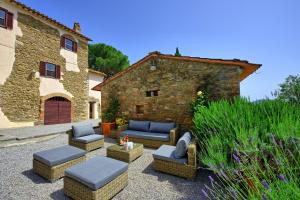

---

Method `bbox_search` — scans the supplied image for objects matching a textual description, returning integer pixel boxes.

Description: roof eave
[92,53,262,91]
[11,0,92,41]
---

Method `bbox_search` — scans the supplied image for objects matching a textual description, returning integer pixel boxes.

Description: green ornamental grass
[193,96,300,199]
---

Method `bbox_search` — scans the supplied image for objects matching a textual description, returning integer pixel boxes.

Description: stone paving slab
[0,119,101,142]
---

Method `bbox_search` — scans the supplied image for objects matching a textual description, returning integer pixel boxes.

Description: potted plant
[101,95,120,136]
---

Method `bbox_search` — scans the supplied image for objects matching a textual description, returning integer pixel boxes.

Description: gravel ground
[0,135,213,200]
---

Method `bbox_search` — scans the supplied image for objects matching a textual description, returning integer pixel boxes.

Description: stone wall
[62,40,89,121]
[101,58,240,129]
[0,12,88,124]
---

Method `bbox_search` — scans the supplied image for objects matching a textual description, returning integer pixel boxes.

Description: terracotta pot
[102,122,116,136]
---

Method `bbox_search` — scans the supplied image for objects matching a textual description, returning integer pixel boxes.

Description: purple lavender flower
[218,163,224,169]
[209,163,214,170]
[204,184,210,190]
[219,169,229,180]
[229,187,237,198]
[201,189,209,198]
[261,180,271,191]
[278,174,286,182]
[233,154,241,164]
[234,169,241,177]
[208,175,214,183]
[262,193,268,200]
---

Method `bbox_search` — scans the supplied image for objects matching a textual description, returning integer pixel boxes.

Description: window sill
[40,76,59,80]
[62,47,76,53]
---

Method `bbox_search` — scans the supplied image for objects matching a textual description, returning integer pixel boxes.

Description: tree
[272,75,300,104]
[88,43,130,77]
[174,47,181,56]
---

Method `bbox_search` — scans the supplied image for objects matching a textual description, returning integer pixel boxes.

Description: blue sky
[20,0,300,100]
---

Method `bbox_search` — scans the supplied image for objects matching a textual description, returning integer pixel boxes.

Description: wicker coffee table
[106,143,144,163]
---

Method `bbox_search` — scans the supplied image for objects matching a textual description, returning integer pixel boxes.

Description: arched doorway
[44,96,71,125]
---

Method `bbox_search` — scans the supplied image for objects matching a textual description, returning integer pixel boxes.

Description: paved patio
[0,134,212,200]
[0,119,100,148]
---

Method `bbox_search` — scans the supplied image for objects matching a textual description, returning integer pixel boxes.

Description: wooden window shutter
[39,61,46,76]
[60,36,65,48]
[73,41,77,52]
[55,65,61,79]
[7,12,13,29]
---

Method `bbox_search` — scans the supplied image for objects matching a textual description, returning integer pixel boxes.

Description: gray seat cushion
[128,120,150,132]
[72,123,95,138]
[149,122,175,134]
[175,132,192,158]
[121,130,169,141]
[73,134,104,144]
[65,156,128,190]
[33,145,86,167]
[153,145,187,164]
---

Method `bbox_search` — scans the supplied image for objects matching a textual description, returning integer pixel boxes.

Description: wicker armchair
[116,124,179,149]
[153,140,197,180]
[66,130,104,152]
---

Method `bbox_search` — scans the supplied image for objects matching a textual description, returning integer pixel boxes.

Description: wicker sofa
[67,123,104,151]
[118,120,179,149]
[152,133,197,179]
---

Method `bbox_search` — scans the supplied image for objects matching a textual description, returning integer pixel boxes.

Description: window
[0,9,5,26]
[136,105,144,114]
[45,63,56,78]
[0,7,13,29]
[60,36,77,52]
[65,38,74,51]
[39,61,60,79]
[146,90,159,97]
[150,59,157,70]
[150,59,157,66]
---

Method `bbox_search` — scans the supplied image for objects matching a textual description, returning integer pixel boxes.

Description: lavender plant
[193,97,300,199]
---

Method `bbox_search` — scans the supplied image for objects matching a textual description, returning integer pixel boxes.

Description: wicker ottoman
[106,143,144,163]
[33,145,86,181]
[64,156,128,200]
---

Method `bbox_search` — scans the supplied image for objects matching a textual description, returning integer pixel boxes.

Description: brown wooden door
[44,97,71,125]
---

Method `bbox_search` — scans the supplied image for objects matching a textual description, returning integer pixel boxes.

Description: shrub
[193,97,300,199]
[272,75,300,104]
[102,95,120,123]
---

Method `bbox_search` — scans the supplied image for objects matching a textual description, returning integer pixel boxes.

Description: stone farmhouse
[0,0,104,128]
[93,51,261,128]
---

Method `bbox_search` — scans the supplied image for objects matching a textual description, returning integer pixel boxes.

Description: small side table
[106,143,144,163]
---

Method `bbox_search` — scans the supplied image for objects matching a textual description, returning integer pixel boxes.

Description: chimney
[73,22,81,33]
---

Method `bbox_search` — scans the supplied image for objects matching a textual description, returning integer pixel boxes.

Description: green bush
[193,97,300,199]
[102,95,120,123]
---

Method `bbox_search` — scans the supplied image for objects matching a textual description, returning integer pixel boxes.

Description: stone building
[0,0,92,128]
[93,51,261,128]
[88,69,106,120]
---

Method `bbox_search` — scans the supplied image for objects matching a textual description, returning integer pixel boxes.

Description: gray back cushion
[128,120,150,132]
[121,130,170,141]
[175,132,192,158]
[149,122,175,134]
[72,123,95,138]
